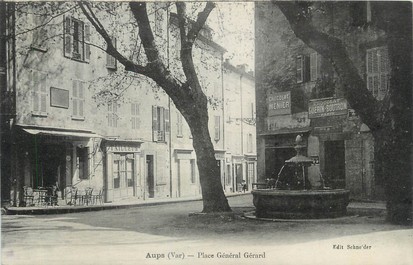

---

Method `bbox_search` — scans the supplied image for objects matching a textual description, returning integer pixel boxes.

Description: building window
[64,16,90,62]
[190,159,196,184]
[72,80,85,120]
[106,37,117,69]
[131,102,141,130]
[177,111,183,137]
[297,55,311,83]
[214,115,220,141]
[247,133,253,153]
[152,106,169,142]
[366,46,390,100]
[310,52,321,81]
[108,102,119,128]
[31,69,48,116]
[31,15,48,51]
[77,147,89,180]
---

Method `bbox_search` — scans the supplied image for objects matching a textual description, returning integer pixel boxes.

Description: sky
[207,2,255,71]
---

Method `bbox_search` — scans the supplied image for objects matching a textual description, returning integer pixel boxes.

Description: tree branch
[78,2,148,74]
[275,1,382,131]
[176,2,215,99]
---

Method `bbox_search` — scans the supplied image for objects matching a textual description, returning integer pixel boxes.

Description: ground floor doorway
[324,140,345,188]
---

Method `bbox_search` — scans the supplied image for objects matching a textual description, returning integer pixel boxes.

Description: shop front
[14,125,101,206]
[103,140,143,202]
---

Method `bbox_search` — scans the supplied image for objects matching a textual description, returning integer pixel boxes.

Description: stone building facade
[1,2,256,205]
[255,2,386,200]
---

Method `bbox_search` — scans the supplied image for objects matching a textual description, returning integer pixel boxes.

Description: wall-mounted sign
[308,98,347,118]
[267,91,291,116]
[50,87,69,109]
[106,145,140,153]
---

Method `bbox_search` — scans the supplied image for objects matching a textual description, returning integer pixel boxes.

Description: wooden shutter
[310,52,318,81]
[64,16,73,58]
[152,106,158,142]
[39,72,47,113]
[106,37,117,69]
[78,81,84,116]
[84,23,91,62]
[159,107,165,141]
[72,80,78,116]
[32,71,39,112]
[296,56,303,83]
[164,108,170,138]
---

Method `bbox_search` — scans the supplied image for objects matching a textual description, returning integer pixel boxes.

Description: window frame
[64,16,90,63]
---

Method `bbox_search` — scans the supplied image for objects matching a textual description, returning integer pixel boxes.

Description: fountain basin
[252,189,350,219]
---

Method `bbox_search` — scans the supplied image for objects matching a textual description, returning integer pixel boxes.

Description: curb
[3,192,250,215]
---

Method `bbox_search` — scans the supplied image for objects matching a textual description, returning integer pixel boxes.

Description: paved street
[2,194,413,265]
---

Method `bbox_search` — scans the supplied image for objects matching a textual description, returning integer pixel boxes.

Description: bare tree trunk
[184,103,231,212]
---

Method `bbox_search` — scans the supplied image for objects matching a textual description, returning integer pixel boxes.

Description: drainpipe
[221,55,225,188]
[240,73,244,183]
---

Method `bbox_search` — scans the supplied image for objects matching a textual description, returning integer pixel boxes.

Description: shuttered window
[31,15,48,51]
[108,102,119,128]
[366,47,390,100]
[177,111,183,137]
[31,70,48,116]
[106,37,117,69]
[131,102,141,130]
[72,80,85,120]
[152,106,169,142]
[310,52,321,81]
[64,16,90,62]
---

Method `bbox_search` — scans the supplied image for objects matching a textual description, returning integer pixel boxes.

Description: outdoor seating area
[21,186,104,207]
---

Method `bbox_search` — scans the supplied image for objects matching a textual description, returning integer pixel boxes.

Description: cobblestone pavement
[2,195,412,265]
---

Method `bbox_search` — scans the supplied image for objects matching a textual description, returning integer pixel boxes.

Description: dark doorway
[265,148,295,179]
[235,164,242,191]
[33,143,65,188]
[324,141,345,188]
[146,155,154,198]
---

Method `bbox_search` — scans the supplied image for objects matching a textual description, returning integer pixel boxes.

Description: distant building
[255,2,386,200]
[1,3,256,206]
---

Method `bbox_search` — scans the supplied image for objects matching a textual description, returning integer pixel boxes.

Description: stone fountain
[252,135,350,219]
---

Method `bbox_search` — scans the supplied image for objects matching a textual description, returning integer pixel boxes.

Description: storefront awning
[21,126,101,139]
[259,127,311,136]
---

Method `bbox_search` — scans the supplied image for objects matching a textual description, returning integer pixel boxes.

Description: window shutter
[296,56,303,83]
[106,37,117,69]
[40,73,47,112]
[152,106,158,142]
[72,80,78,116]
[78,81,84,116]
[310,53,318,81]
[64,16,73,58]
[164,108,170,134]
[84,23,91,62]
[303,55,310,82]
[32,71,39,112]
[159,107,165,141]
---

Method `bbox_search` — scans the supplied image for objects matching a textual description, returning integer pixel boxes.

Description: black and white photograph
[1,1,412,265]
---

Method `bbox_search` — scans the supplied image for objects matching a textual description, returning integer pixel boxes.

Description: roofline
[223,61,255,80]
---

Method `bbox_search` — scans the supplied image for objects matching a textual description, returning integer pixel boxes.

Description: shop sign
[107,145,140,153]
[267,91,291,116]
[308,98,347,118]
